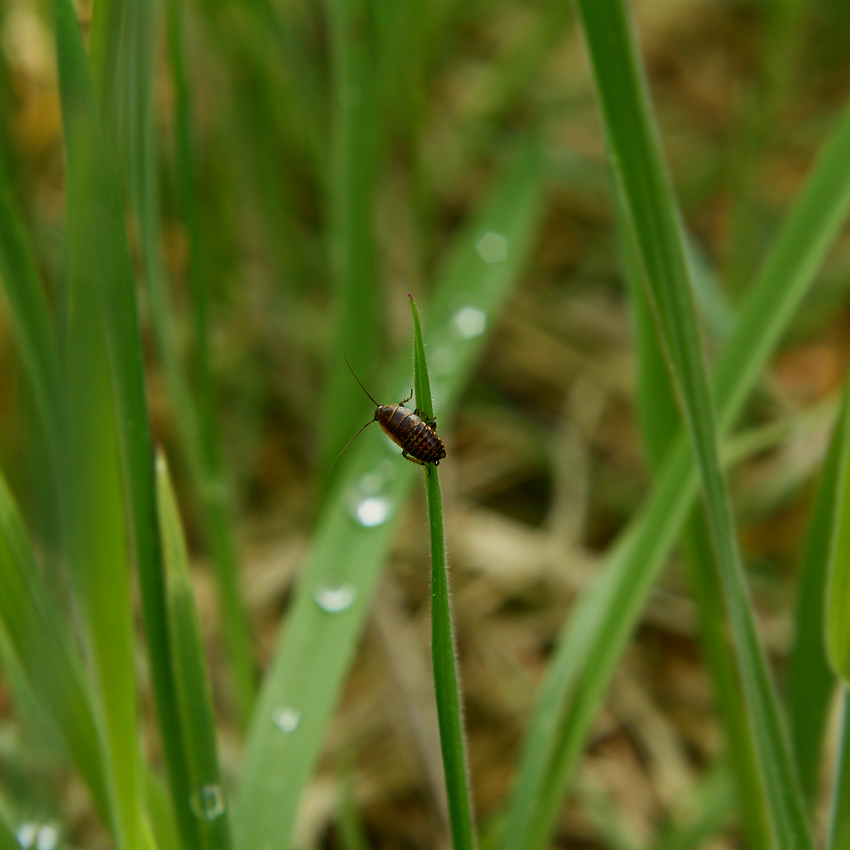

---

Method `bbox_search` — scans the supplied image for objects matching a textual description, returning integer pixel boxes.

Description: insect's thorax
[376,404,417,448]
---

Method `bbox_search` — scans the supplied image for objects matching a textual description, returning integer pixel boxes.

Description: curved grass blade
[828,690,850,850]
[234,131,545,850]
[789,397,842,804]
[156,452,233,850]
[557,2,811,845]
[503,3,850,848]
[0,469,108,818]
[411,295,476,850]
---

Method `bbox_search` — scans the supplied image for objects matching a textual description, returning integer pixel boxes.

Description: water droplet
[190,784,226,820]
[313,580,358,613]
[271,705,301,733]
[17,824,37,849]
[35,826,58,850]
[347,472,393,527]
[453,306,487,338]
[16,824,59,850]
[476,231,509,264]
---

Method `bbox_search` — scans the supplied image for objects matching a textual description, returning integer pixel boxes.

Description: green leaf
[411,295,476,850]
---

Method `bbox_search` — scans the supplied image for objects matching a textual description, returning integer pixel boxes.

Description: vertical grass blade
[53,1,206,846]
[573,2,811,846]
[503,7,850,850]
[828,691,850,849]
[626,231,769,847]
[410,295,476,850]
[156,453,233,850]
[164,0,256,728]
[234,132,545,850]
[0,470,109,818]
[321,0,383,476]
[789,398,842,804]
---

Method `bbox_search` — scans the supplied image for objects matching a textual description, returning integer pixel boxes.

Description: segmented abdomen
[378,405,447,465]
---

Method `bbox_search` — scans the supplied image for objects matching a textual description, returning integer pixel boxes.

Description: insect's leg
[414,409,438,430]
[400,389,414,405]
[401,450,427,467]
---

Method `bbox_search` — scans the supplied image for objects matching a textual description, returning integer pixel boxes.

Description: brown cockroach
[331,355,447,471]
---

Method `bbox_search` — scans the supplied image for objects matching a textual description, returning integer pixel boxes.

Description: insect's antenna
[344,353,380,406]
[329,418,376,472]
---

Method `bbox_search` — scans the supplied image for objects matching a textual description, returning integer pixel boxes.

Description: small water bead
[453,306,487,339]
[313,580,357,613]
[190,784,226,821]
[17,824,59,850]
[347,471,394,527]
[271,705,301,734]
[475,231,509,264]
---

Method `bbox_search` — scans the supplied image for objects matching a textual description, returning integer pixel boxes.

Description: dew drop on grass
[453,305,487,338]
[190,784,226,820]
[348,472,393,527]
[271,705,301,734]
[313,580,357,613]
[475,230,509,264]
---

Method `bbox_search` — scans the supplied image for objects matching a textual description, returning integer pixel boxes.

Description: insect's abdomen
[377,405,447,465]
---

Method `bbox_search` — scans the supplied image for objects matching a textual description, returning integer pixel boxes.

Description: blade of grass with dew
[562,1,811,846]
[502,8,850,850]
[156,452,233,850]
[410,295,476,850]
[828,690,850,850]
[0,469,109,818]
[625,213,768,845]
[53,0,159,846]
[788,395,842,805]
[234,130,545,850]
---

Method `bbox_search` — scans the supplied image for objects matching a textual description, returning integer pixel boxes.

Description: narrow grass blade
[570,2,811,846]
[321,0,383,477]
[52,0,157,846]
[234,131,545,850]
[0,805,20,850]
[156,452,233,850]
[163,0,255,728]
[411,295,476,850]
[503,5,850,849]
[828,690,850,849]
[94,0,256,728]
[0,173,62,455]
[627,236,769,846]
[0,470,108,818]
[789,397,842,804]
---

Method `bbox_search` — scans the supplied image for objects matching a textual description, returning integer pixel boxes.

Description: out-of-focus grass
[2,0,850,848]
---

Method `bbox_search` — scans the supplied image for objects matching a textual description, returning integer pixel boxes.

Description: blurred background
[2,0,850,847]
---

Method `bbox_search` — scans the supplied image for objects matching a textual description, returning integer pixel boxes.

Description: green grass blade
[789,397,843,804]
[0,172,62,455]
[0,470,109,818]
[0,805,20,850]
[163,0,256,728]
[828,383,850,683]
[52,0,165,846]
[569,2,811,846]
[234,131,545,850]
[627,236,769,846]
[156,453,233,850]
[411,295,476,850]
[828,689,850,849]
[321,0,383,478]
[503,6,850,849]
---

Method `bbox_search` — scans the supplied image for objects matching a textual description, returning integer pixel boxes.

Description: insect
[331,355,447,471]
